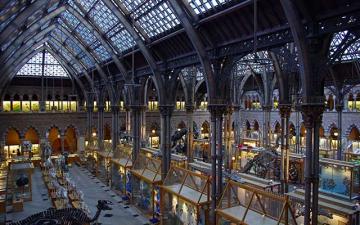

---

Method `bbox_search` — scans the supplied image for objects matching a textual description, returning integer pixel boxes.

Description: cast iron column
[111,105,120,156]
[262,105,272,147]
[131,105,143,162]
[301,105,324,225]
[98,105,104,151]
[159,105,174,179]
[185,104,194,163]
[279,104,291,193]
[208,104,226,223]
[223,107,233,172]
[125,106,131,135]
[86,105,94,144]
[233,105,241,145]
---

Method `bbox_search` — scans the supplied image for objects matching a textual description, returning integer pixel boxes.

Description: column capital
[97,105,105,111]
[262,105,272,111]
[278,104,292,118]
[208,104,227,118]
[86,105,94,112]
[111,105,120,112]
[335,104,344,112]
[301,104,324,128]
[159,105,174,117]
[130,104,147,111]
[185,104,195,113]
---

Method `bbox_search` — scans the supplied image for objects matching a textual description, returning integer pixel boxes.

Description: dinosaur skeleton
[10,200,113,225]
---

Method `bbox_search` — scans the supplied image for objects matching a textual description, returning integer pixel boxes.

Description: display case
[140,147,187,168]
[216,180,297,225]
[193,139,210,163]
[241,130,260,147]
[319,158,360,200]
[96,151,113,185]
[111,144,132,198]
[9,162,34,201]
[130,153,162,221]
[160,166,211,225]
[288,153,305,184]
[288,188,359,225]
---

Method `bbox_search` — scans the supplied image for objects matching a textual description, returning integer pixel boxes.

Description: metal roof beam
[0,5,66,63]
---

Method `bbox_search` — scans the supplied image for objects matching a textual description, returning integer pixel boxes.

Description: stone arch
[201,120,210,138]
[104,123,111,140]
[177,121,186,130]
[24,126,40,144]
[325,122,338,136]
[252,120,260,131]
[64,126,77,153]
[272,121,281,132]
[4,127,21,145]
[47,126,61,155]
[345,124,360,139]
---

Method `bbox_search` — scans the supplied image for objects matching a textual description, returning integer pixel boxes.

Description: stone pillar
[86,105,94,143]
[301,105,324,225]
[61,133,65,154]
[98,105,104,151]
[111,105,120,156]
[185,104,194,163]
[336,104,343,160]
[279,104,291,193]
[159,105,174,179]
[131,105,143,162]
[208,104,226,223]
[262,105,272,147]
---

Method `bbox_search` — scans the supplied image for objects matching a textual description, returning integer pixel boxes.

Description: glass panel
[75,23,97,45]
[89,0,119,33]
[3,101,11,112]
[187,0,232,15]
[16,49,69,77]
[31,101,39,111]
[109,29,136,52]
[46,101,53,111]
[61,10,80,29]
[12,101,21,112]
[120,0,180,37]
[330,31,360,61]
[75,0,98,12]
[70,101,77,112]
[22,101,31,112]
[94,45,111,61]
[63,101,69,111]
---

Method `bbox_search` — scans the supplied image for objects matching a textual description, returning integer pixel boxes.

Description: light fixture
[334,131,339,137]
[152,129,156,134]
[92,132,96,137]
[232,156,235,161]
[177,128,181,131]
[57,134,60,138]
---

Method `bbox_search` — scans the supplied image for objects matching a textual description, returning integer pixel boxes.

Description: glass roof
[330,31,360,62]
[187,0,232,15]
[235,51,274,76]
[16,50,69,77]
[120,0,180,38]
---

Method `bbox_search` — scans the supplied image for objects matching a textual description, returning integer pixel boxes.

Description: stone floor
[6,166,150,225]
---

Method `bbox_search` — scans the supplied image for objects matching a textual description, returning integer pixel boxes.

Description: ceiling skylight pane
[75,0,98,12]
[61,10,80,28]
[136,1,180,37]
[75,23,97,45]
[187,0,231,15]
[329,31,360,62]
[94,45,111,61]
[109,29,136,52]
[89,0,119,33]
[16,50,69,77]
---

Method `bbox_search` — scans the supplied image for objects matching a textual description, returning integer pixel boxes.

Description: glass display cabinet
[319,158,360,200]
[193,139,210,163]
[111,144,132,198]
[160,166,211,225]
[9,162,34,202]
[130,153,162,222]
[140,147,187,168]
[241,130,260,147]
[216,180,296,225]
[288,188,359,225]
[96,151,113,185]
